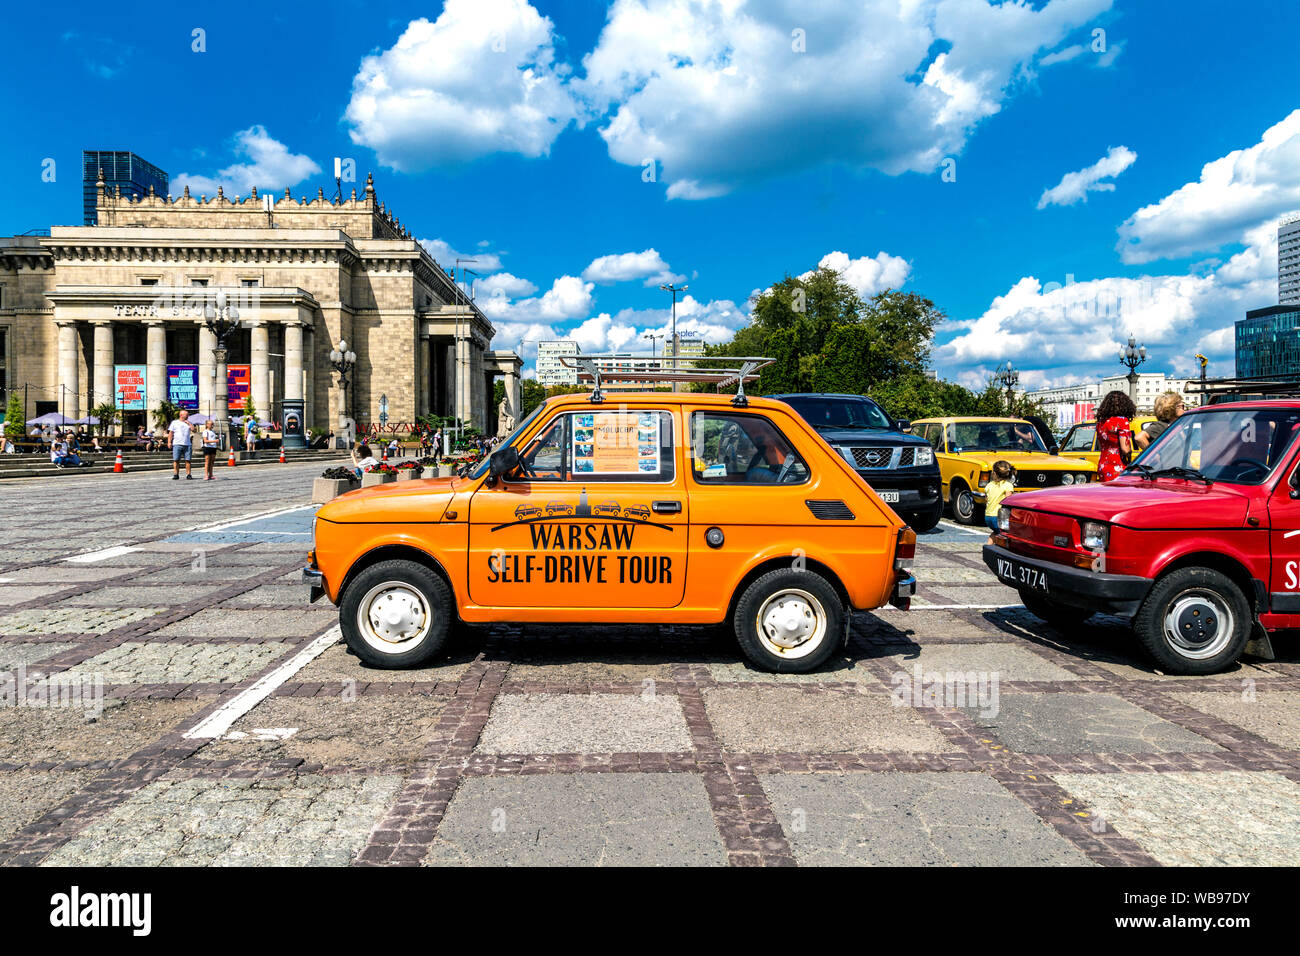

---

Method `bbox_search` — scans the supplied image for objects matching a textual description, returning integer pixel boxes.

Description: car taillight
[895,525,916,568]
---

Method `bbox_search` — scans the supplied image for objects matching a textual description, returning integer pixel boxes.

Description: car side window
[1062,424,1096,453]
[923,424,943,452]
[690,411,809,484]
[518,410,675,483]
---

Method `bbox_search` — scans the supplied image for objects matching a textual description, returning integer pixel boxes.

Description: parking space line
[877,603,1022,610]
[195,504,317,534]
[937,520,989,536]
[182,625,340,740]
[65,545,142,563]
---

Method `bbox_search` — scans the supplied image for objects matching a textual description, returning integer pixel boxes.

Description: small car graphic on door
[514,504,542,520]
[593,501,622,516]
[622,504,651,521]
[544,501,574,516]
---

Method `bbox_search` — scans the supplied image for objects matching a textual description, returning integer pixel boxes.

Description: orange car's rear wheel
[733,568,844,673]
[340,559,454,668]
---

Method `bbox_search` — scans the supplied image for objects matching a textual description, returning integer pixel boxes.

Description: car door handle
[652,500,682,514]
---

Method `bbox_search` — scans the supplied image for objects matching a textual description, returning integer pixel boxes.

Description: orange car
[304,393,916,673]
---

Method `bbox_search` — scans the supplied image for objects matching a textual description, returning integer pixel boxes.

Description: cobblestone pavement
[2,470,1300,867]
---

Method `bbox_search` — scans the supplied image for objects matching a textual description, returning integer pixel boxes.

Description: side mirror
[895,419,911,433]
[1290,468,1300,499]
[1049,443,1060,456]
[489,446,520,479]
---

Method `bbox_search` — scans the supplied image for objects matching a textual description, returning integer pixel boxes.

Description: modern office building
[0,172,520,435]
[82,151,169,226]
[1235,305,1300,380]
[1281,215,1300,306]
[536,340,580,387]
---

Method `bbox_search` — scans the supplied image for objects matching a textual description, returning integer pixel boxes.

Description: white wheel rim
[1162,589,1232,661]
[356,582,432,655]
[755,588,827,659]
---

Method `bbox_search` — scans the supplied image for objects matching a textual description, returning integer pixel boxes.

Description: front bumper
[303,566,325,604]
[982,543,1151,617]
[857,471,942,514]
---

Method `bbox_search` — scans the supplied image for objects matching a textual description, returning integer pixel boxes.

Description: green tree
[90,402,118,436]
[3,391,24,442]
[519,378,547,417]
[152,400,180,431]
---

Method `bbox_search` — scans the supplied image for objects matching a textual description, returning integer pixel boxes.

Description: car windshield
[946,421,1046,453]
[1129,408,1300,484]
[782,396,893,430]
[470,400,549,480]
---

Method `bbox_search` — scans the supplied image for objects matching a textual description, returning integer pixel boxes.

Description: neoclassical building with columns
[0,171,522,436]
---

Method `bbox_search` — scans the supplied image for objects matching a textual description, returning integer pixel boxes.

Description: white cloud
[1037,145,1137,209]
[480,275,595,323]
[477,272,537,300]
[1117,109,1300,264]
[579,0,1112,198]
[171,126,320,197]
[344,0,578,171]
[419,238,503,273]
[581,249,683,286]
[804,250,911,298]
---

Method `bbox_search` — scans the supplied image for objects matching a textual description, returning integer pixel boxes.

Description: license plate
[879,491,900,503]
[995,556,1049,592]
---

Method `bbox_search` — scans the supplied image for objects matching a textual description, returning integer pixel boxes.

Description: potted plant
[361,462,397,487]
[313,466,359,503]
[394,460,423,481]
[438,455,456,478]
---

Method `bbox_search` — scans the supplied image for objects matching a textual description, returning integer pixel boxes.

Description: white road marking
[193,503,316,534]
[65,545,142,563]
[877,603,1023,611]
[183,626,340,740]
[937,520,990,536]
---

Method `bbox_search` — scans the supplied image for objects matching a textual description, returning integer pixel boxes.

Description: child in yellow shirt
[983,460,1016,535]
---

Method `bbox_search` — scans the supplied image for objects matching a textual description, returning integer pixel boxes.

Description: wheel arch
[1153,550,1264,613]
[724,554,851,625]
[338,543,458,613]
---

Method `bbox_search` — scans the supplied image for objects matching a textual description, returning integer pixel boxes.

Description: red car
[983,400,1300,674]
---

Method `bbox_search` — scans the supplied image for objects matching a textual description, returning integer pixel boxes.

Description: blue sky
[5,0,1299,388]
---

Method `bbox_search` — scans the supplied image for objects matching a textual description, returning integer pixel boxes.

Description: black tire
[951,482,981,525]
[906,503,943,533]
[1132,567,1251,674]
[733,568,844,673]
[1020,590,1094,630]
[339,559,455,668]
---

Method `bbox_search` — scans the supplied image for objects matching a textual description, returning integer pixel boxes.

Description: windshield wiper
[1127,463,1155,481]
[1147,466,1212,485]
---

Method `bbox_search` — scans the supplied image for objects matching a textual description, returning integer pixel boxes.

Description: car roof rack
[559,355,774,406]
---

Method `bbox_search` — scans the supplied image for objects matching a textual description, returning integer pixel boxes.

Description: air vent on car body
[805,499,855,520]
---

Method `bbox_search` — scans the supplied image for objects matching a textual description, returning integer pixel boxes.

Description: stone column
[250,320,270,419]
[57,321,80,421]
[145,321,167,416]
[303,323,315,429]
[198,324,216,418]
[506,367,521,419]
[455,332,473,427]
[92,321,114,414]
[284,321,304,401]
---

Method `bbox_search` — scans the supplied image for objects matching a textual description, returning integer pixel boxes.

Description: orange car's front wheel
[340,559,454,668]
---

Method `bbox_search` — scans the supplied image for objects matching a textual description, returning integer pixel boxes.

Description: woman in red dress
[1095,390,1137,482]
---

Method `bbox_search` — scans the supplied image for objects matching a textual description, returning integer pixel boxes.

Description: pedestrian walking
[200,420,220,480]
[1095,390,1137,482]
[1135,391,1186,450]
[169,409,195,480]
[244,416,257,453]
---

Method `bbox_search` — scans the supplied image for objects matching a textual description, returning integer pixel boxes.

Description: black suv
[770,393,943,531]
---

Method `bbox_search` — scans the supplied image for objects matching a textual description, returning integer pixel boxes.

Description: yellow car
[1058,416,1158,469]
[911,417,1097,524]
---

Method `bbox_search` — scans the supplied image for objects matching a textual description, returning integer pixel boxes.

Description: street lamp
[329,339,357,446]
[995,360,1019,410]
[659,282,689,391]
[204,290,241,450]
[643,332,665,364]
[1119,335,1147,403]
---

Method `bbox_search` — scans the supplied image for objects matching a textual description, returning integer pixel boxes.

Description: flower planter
[394,468,423,481]
[361,471,395,487]
[312,477,357,503]
[438,464,454,478]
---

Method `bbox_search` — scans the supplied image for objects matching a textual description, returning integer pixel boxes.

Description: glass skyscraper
[1235,305,1300,379]
[82,151,169,225]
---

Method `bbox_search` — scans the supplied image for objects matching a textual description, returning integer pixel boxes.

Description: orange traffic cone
[227,448,237,467]
[113,450,125,473]
[382,447,389,462]
[279,447,286,463]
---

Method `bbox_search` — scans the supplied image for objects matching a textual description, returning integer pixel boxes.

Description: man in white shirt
[168,410,194,480]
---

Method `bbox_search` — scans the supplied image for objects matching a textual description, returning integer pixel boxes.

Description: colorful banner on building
[167,364,199,410]
[227,365,250,411]
[114,365,147,411]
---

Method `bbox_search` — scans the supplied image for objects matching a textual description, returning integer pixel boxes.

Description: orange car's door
[467,406,689,609]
